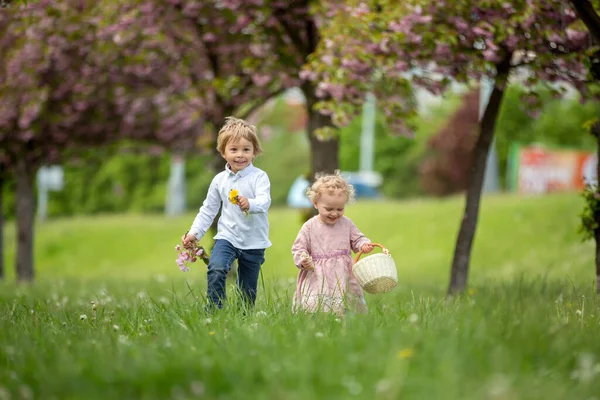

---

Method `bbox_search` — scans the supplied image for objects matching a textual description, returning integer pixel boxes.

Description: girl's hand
[237,195,250,211]
[182,233,197,249]
[361,243,374,254]
[301,258,314,270]
[301,252,314,270]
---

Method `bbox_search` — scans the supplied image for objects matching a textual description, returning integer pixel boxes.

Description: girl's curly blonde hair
[306,170,356,203]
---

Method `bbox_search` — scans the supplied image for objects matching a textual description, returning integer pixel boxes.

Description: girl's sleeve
[291,223,311,269]
[350,220,371,254]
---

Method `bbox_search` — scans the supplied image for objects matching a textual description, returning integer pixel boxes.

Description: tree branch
[570,0,600,43]
[272,7,307,54]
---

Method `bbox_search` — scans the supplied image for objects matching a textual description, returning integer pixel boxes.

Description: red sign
[514,146,597,194]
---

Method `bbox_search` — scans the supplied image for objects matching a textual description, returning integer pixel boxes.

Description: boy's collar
[225,162,255,177]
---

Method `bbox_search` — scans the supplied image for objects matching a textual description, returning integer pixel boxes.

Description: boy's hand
[361,243,374,254]
[182,233,197,249]
[237,195,250,211]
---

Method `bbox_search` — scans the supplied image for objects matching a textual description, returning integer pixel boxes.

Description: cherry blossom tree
[308,0,591,294]
[210,0,344,178]
[0,0,208,280]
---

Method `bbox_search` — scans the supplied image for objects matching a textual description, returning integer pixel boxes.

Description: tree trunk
[15,158,35,282]
[447,65,510,295]
[301,88,339,222]
[165,152,186,216]
[569,0,600,43]
[593,121,600,293]
[0,164,4,280]
[303,88,339,177]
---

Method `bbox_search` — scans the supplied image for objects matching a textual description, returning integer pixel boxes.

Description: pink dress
[291,216,370,315]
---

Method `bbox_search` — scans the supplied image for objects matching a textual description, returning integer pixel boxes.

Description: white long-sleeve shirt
[188,163,272,250]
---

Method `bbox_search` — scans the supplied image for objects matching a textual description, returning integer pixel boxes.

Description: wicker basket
[352,243,398,294]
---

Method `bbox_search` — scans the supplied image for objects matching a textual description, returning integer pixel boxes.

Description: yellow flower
[229,189,239,205]
[397,348,414,359]
[229,188,250,217]
[209,331,215,336]
[468,288,477,296]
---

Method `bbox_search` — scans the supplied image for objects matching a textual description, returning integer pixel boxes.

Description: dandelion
[229,189,250,216]
[209,331,215,336]
[229,189,240,205]
[79,314,87,321]
[315,332,324,338]
[397,348,414,359]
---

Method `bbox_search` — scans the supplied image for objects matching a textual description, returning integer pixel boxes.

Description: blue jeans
[207,239,265,309]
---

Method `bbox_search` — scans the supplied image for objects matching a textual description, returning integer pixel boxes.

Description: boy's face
[222,138,255,173]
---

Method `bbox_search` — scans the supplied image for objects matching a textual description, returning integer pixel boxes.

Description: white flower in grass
[118,335,130,345]
[19,385,33,400]
[112,325,120,331]
[408,313,418,323]
[342,376,362,396]
[255,311,267,317]
[79,314,88,321]
[315,332,324,338]
[0,385,10,400]
[571,352,599,383]
[190,381,205,396]
[375,379,392,393]
[487,373,511,398]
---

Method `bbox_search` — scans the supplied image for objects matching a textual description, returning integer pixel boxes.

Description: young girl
[291,171,374,315]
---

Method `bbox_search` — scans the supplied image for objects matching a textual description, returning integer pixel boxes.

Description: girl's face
[313,190,347,225]
[222,138,255,173]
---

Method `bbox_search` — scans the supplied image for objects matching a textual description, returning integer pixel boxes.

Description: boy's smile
[223,138,255,173]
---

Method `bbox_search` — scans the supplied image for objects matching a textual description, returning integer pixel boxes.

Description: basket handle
[353,243,388,264]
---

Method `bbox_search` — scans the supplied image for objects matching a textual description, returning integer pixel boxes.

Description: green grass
[1,193,599,399]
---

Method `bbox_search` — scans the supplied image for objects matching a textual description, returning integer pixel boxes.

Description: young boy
[182,117,271,309]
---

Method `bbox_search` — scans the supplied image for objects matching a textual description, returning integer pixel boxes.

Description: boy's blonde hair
[216,116,263,156]
[306,170,356,203]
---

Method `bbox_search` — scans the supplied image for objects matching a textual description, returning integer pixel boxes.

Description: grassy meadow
[1,193,600,399]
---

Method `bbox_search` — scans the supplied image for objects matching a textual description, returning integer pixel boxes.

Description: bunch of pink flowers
[175,242,210,272]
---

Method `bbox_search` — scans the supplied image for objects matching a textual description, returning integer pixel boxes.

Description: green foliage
[339,93,463,198]
[1,149,215,219]
[579,183,600,242]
